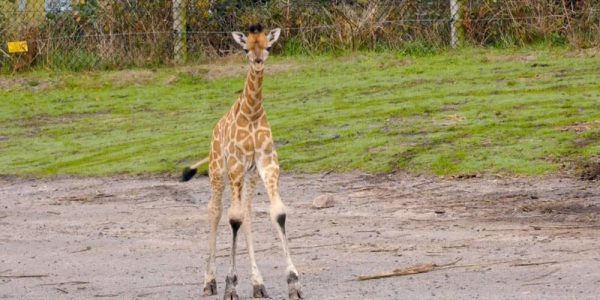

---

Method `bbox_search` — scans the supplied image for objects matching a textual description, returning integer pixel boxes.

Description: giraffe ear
[232,31,247,47]
[267,28,281,44]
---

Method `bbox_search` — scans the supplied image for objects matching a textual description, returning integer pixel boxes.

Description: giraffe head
[232,24,281,72]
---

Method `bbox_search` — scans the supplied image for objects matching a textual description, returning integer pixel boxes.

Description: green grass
[1,48,599,176]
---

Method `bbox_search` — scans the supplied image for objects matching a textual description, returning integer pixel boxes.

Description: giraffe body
[182,24,302,300]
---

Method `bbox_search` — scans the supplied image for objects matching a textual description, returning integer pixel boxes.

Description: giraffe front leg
[224,159,246,300]
[257,162,303,300]
[224,210,241,300]
[204,172,224,296]
[241,171,269,298]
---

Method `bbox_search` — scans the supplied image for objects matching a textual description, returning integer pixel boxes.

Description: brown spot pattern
[246,33,268,51]
[237,114,249,127]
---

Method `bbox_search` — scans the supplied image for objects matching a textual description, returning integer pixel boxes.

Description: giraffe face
[232,28,281,72]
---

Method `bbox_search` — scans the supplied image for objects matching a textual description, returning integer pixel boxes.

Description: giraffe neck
[239,66,264,120]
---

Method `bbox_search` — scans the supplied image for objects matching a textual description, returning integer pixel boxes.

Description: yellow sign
[7,41,28,53]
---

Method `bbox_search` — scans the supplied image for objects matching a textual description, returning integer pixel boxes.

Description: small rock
[311,194,335,209]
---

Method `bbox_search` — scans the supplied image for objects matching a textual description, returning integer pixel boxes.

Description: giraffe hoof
[287,272,303,299]
[223,290,239,300]
[288,287,303,300]
[203,278,217,296]
[223,275,238,300]
[252,284,269,298]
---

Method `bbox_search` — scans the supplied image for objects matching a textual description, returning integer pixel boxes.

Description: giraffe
[181,24,303,300]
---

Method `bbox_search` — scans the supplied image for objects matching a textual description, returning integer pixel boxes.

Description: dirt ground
[1,173,599,299]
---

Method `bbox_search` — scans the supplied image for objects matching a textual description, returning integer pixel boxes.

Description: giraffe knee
[270,201,286,218]
[276,213,286,235]
[228,206,244,224]
[229,218,242,238]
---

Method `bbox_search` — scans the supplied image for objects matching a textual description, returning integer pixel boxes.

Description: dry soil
[1,173,599,299]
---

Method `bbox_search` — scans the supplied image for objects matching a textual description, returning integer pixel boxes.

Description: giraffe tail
[181,157,209,182]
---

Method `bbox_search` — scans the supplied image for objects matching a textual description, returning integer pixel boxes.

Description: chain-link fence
[1,0,599,72]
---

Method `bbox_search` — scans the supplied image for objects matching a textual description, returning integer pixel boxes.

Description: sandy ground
[0,173,599,300]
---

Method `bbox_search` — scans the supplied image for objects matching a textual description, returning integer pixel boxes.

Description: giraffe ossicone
[181,24,303,300]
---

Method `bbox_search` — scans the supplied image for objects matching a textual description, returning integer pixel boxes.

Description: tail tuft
[181,167,198,182]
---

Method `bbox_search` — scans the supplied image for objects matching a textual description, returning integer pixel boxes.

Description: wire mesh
[1,0,598,72]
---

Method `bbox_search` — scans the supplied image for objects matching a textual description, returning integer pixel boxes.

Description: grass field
[1,48,599,177]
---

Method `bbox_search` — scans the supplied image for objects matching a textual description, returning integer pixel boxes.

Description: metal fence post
[450,0,461,48]
[173,0,187,63]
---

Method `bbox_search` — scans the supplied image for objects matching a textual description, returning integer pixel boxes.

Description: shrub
[1,0,598,72]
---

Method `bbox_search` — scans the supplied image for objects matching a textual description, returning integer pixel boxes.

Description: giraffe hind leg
[204,180,224,296]
[257,163,303,299]
[204,157,225,296]
[279,212,302,299]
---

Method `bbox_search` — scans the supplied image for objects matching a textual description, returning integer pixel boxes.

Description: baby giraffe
[181,24,303,300]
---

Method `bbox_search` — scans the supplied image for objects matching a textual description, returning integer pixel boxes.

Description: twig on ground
[321,170,334,178]
[574,247,600,254]
[289,232,318,241]
[70,246,92,253]
[93,293,122,298]
[38,281,89,286]
[511,261,559,267]
[55,287,68,294]
[442,244,470,249]
[136,199,160,204]
[358,264,435,280]
[410,180,435,188]
[137,292,158,298]
[523,268,560,283]
[292,242,345,250]
[0,274,49,279]
[141,205,198,209]
[522,281,552,286]
[369,247,400,253]
[357,258,461,281]
[355,230,381,234]
[536,225,600,230]
[142,282,200,289]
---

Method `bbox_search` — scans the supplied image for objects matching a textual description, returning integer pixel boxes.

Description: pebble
[311,194,335,209]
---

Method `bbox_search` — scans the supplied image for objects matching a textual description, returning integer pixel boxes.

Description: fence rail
[1,0,599,72]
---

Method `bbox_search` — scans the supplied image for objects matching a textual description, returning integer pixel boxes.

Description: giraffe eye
[266,47,272,52]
